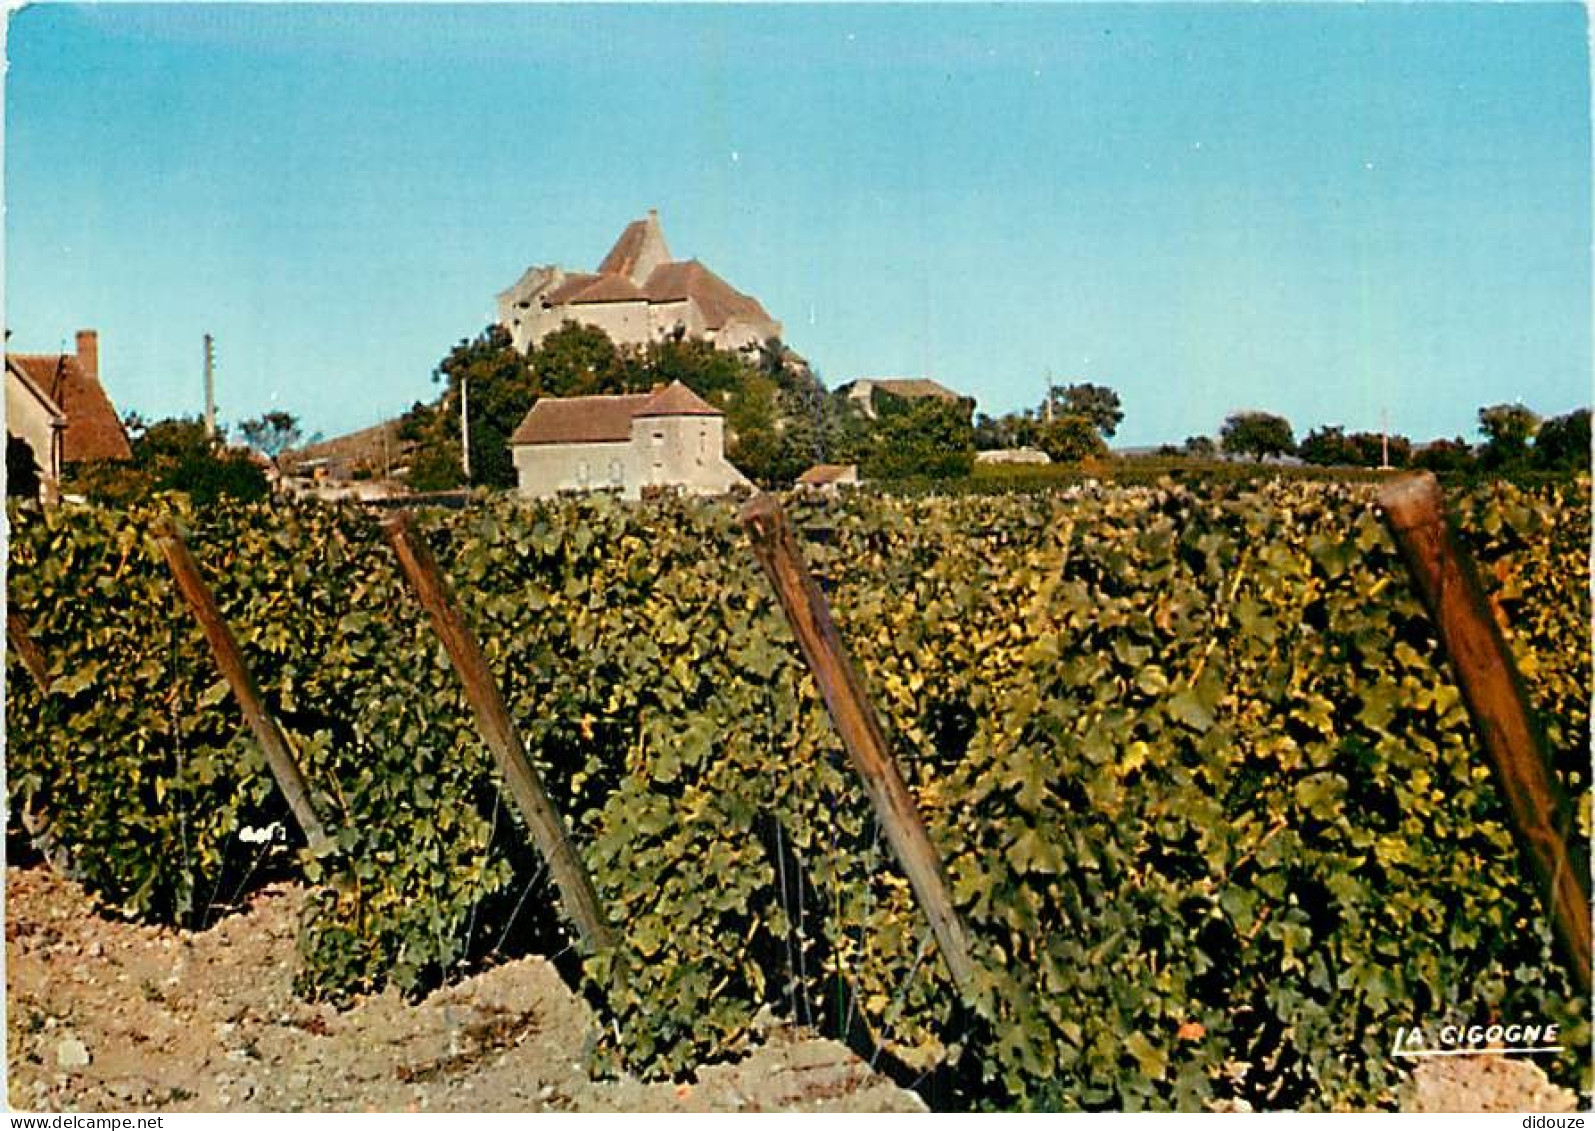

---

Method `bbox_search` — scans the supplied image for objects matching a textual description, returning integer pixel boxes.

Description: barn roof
[640,260,774,330]
[634,381,720,418]
[510,381,721,446]
[7,353,133,462]
[796,463,857,486]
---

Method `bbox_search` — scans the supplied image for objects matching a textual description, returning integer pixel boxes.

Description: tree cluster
[66,416,274,507]
[973,382,1122,465]
[398,324,836,491]
[1179,403,1589,476]
[399,322,984,489]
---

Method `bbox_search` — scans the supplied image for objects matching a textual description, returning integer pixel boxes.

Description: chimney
[75,330,99,383]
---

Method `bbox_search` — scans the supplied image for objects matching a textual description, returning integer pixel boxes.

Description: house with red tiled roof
[509,379,749,500]
[497,211,783,355]
[6,330,133,498]
[6,358,67,500]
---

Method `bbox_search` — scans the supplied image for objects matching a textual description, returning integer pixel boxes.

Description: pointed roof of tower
[635,380,721,418]
[597,209,673,285]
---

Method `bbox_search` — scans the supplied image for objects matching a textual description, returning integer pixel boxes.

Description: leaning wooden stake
[1378,473,1591,993]
[381,511,612,952]
[154,519,333,855]
[740,492,977,997]
[8,609,52,694]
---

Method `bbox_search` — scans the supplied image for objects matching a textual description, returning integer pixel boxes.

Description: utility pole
[1044,371,1055,424]
[460,376,471,483]
[203,334,217,439]
[1380,407,1391,470]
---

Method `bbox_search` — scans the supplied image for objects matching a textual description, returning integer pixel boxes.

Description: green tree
[1300,426,1410,468]
[72,416,269,506]
[1220,412,1295,461]
[237,411,307,468]
[1533,408,1590,472]
[824,390,876,465]
[720,375,784,484]
[1049,383,1124,438]
[1298,426,1359,467]
[1037,415,1107,464]
[1348,431,1411,468]
[1477,403,1540,471]
[1412,437,1476,474]
[633,337,748,402]
[974,410,1043,452]
[530,322,636,398]
[859,393,975,480]
[139,418,270,505]
[406,324,833,491]
[1181,435,1218,458]
[406,323,571,490]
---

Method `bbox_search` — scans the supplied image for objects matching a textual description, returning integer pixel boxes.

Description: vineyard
[5,478,1590,1110]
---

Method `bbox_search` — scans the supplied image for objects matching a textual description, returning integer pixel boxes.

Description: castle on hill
[496,211,782,355]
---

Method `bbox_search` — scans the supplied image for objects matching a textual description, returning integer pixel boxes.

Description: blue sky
[6,3,1591,448]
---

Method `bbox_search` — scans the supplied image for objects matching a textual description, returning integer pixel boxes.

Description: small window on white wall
[609,459,624,487]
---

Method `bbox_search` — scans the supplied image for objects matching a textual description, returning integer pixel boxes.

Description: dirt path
[4,863,924,1113]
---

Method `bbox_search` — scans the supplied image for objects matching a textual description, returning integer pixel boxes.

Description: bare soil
[4,863,923,1113]
[6,861,1582,1114]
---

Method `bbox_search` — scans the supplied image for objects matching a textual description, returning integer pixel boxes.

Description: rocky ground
[5,863,922,1113]
[5,861,1582,1113]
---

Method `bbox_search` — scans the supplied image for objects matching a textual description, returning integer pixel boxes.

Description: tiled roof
[511,393,651,445]
[566,275,646,304]
[641,260,774,330]
[851,378,965,401]
[797,463,857,486]
[596,212,671,281]
[545,273,602,305]
[597,220,646,277]
[511,381,721,446]
[635,381,720,418]
[286,419,412,471]
[8,354,133,462]
[6,358,66,422]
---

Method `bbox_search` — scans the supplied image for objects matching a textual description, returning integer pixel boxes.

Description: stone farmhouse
[510,379,749,501]
[7,330,133,500]
[834,377,967,420]
[496,211,782,355]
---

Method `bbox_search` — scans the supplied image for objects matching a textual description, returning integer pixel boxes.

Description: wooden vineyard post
[380,512,613,952]
[153,519,333,855]
[740,492,978,997]
[8,609,52,694]
[1378,473,1591,993]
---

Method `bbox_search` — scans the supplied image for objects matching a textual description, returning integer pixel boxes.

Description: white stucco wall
[569,301,650,347]
[630,414,749,496]
[713,317,782,352]
[6,370,62,496]
[646,300,701,343]
[514,415,749,501]
[514,440,635,499]
[498,266,562,353]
